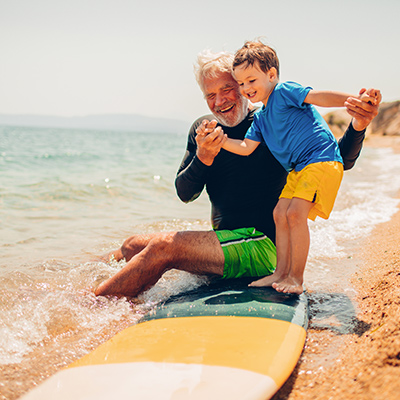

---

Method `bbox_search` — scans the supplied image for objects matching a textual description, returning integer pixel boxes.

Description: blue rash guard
[245,81,343,172]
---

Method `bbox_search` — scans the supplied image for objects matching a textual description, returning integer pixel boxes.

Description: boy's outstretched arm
[304,90,355,108]
[223,137,260,156]
[304,90,377,108]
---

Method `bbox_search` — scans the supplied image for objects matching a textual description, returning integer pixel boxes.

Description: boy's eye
[249,79,256,83]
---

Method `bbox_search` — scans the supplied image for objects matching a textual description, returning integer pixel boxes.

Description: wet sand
[274,135,400,400]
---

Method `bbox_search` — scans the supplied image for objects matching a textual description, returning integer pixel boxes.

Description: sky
[1,0,399,124]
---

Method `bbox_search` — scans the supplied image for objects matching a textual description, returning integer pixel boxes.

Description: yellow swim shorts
[279,161,344,221]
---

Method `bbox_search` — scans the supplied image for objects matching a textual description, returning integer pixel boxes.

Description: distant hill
[369,101,400,136]
[324,100,400,138]
[0,113,190,134]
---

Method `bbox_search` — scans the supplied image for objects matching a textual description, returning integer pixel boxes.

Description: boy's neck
[262,80,279,106]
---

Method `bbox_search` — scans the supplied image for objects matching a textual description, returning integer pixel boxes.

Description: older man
[95,51,380,298]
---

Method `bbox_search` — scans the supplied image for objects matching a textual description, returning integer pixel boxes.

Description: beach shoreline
[274,135,400,400]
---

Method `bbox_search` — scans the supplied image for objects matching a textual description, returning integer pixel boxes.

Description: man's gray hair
[194,50,234,93]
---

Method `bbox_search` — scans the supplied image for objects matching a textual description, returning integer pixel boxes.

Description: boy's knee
[286,206,303,227]
[273,204,287,225]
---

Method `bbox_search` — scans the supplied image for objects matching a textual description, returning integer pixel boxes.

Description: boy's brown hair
[233,40,280,77]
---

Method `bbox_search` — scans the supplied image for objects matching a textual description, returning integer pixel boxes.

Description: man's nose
[215,92,226,106]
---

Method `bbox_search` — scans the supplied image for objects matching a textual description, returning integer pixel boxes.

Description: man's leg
[105,233,160,263]
[95,230,225,298]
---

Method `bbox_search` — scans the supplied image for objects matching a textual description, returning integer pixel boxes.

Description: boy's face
[233,63,277,106]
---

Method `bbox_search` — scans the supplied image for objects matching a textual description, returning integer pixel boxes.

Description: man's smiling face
[203,72,249,127]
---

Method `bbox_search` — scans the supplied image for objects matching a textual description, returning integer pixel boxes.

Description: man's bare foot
[249,272,285,287]
[272,277,303,295]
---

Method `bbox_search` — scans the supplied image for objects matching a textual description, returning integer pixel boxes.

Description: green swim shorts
[215,227,277,279]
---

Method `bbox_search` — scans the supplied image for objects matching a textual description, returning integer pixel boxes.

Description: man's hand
[345,88,382,131]
[195,119,226,166]
[359,88,380,105]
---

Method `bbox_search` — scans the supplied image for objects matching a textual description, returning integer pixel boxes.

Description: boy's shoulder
[276,81,305,91]
[273,81,313,105]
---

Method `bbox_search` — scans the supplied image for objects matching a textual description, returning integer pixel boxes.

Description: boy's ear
[268,67,278,81]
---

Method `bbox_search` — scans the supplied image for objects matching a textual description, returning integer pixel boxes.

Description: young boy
[221,40,377,295]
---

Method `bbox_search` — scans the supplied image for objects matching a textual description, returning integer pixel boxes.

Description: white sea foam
[309,147,400,261]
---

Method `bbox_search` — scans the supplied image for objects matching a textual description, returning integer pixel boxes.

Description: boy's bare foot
[249,272,285,287]
[272,277,303,295]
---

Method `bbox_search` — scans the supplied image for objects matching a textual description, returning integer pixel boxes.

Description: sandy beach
[273,135,400,400]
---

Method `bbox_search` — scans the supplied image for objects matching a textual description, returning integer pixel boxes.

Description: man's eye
[207,94,216,100]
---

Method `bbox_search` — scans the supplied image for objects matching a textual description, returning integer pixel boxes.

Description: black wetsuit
[175,109,365,244]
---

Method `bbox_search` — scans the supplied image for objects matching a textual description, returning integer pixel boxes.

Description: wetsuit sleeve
[337,122,366,171]
[175,119,211,203]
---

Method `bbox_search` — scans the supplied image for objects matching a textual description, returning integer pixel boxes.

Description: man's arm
[339,88,381,170]
[195,119,227,165]
[175,118,225,203]
[175,149,208,203]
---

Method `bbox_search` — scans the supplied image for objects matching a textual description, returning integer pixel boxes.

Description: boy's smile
[233,64,278,106]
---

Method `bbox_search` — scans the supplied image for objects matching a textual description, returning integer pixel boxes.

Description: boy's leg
[273,197,314,294]
[249,198,291,287]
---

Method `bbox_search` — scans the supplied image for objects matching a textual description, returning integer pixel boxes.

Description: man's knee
[120,233,154,261]
[120,236,136,260]
[142,232,176,262]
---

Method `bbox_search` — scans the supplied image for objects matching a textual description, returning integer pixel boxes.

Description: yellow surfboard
[21,278,308,400]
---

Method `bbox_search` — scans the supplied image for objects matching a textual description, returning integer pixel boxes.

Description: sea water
[1,125,399,399]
